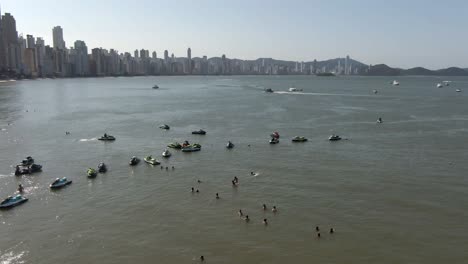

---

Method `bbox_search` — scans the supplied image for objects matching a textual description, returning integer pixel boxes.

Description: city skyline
[2,0,468,70]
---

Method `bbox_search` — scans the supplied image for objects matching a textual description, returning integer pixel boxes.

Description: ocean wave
[79,138,97,142]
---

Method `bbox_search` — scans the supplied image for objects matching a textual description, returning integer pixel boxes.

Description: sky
[2,0,468,69]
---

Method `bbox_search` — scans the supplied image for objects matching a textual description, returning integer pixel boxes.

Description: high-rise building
[35,37,45,76]
[344,55,349,75]
[152,51,157,59]
[187,47,192,74]
[0,4,6,69]
[74,40,89,76]
[134,49,138,59]
[52,26,66,50]
[2,13,20,71]
[140,49,146,59]
[164,50,168,62]
[26,34,35,48]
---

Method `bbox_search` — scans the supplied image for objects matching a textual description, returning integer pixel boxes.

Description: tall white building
[187,47,191,74]
[52,26,66,50]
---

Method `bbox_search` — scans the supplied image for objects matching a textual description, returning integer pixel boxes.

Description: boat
[50,177,72,189]
[97,162,107,173]
[98,134,115,141]
[264,88,274,93]
[0,195,28,209]
[328,135,342,141]
[270,131,280,139]
[269,138,279,144]
[392,80,400,86]
[456,89,461,92]
[87,168,97,178]
[152,85,159,89]
[182,145,201,152]
[129,156,140,166]
[162,149,172,158]
[144,156,160,165]
[226,141,235,149]
[14,165,30,176]
[168,142,182,149]
[437,83,443,88]
[292,136,308,142]
[192,129,206,135]
[159,124,170,130]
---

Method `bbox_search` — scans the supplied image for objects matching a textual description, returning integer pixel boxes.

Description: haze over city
[3,0,468,69]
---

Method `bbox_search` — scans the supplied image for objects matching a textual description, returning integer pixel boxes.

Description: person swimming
[172,166,174,170]
[250,171,255,175]
[191,187,194,193]
[233,176,238,183]
[160,166,163,169]
[197,180,202,183]
[317,232,321,238]
[196,189,200,193]
[244,215,250,222]
[238,209,243,217]
[262,204,267,210]
[330,228,334,234]
[200,255,204,262]
[315,226,320,232]
[263,218,268,225]
[18,184,24,193]
[232,180,237,186]
[216,193,219,199]
[272,206,277,213]
[165,166,168,170]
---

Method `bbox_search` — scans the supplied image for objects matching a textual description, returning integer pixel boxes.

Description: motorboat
[226,141,235,149]
[162,149,172,158]
[270,131,280,139]
[182,144,201,152]
[264,88,274,93]
[129,156,140,166]
[392,80,400,86]
[456,89,461,92]
[144,156,160,165]
[377,117,383,123]
[328,135,342,141]
[168,142,182,149]
[437,83,443,88]
[159,124,170,130]
[288,87,303,92]
[152,85,159,89]
[192,129,206,135]
[292,136,308,142]
[269,138,279,144]
[98,134,115,141]
[50,177,72,189]
[97,162,107,173]
[21,156,34,166]
[0,194,28,209]
[87,168,97,178]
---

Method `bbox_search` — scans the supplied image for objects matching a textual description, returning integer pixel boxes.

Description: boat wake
[0,242,27,264]
[79,138,97,142]
[274,91,376,97]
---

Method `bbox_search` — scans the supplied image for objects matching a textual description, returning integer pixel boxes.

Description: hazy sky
[2,0,468,69]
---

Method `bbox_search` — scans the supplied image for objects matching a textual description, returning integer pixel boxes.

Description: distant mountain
[365,64,468,76]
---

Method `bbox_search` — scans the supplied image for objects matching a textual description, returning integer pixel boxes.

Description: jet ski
[144,156,160,165]
[328,135,342,141]
[152,85,159,89]
[87,168,97,178]
[162,149,172,158]
[0,194,28,209]
[292,136,308,142]
[21,156,35,166]
[129,156,140,166]
[182,145,201,152]
[192,129,206,135]
[269,138,279,144]
[168,142,182,149]
[97,162,107,173]
[264,88,274,93]
[15,165,30,176]
[50,177,72,189]
[30,164,42,173]
[159,124,170,130]
[98,134,115,141]
[226,141,235,149]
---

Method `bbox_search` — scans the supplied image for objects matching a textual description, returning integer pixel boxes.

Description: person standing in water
[262,204,267,210]
[272,206,277,213]
[263,218,268,225]
[18,184,24,193]
[238,210,243,217]
[216,193,220,199]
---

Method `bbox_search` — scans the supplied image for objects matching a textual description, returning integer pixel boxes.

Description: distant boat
[152,85,159,89]
[437,83,443,88]
[392,80,400,86]
[456,89,461,92]
[288,87,303,92]
[373,90,378,94]
[264,88,274,93]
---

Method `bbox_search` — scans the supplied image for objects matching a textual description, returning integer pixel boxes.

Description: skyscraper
[74,40,89,76]
[152,51,157,59]
[164,50,168,62]
[345,55,349,75]
[2,13,19,71]
[134,49,138,58]
[187,47,192,74]
[0,4,6,69]
[26,34,35,48]
[52,26,66,50]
